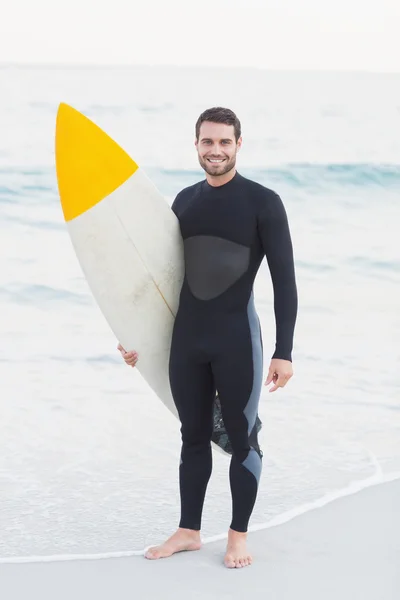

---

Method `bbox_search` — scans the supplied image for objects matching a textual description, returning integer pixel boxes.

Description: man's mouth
[207,158,225,164]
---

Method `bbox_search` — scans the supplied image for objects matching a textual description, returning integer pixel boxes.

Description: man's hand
[117,343,139,368]
[264,358,293,392]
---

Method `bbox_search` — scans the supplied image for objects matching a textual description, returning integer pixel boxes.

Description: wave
[0,164,399,209]
[2,466,399,564]
[0,284,90,306]
[155,163,400,190]
[347,256,400,273]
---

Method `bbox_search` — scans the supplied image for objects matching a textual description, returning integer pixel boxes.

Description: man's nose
[211,143,222,154]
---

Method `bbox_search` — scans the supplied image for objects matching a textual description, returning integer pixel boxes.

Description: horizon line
[0,62,399,76]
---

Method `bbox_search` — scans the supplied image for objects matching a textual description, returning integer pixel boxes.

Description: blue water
[0,65,400,559]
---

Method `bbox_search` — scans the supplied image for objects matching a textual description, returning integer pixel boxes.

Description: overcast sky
[1,0,399,72]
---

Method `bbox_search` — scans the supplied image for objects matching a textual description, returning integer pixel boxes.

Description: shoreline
[1,478,399,600]
[2,469,399,565]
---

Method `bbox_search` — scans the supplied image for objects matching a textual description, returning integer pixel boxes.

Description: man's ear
[237,136,243,151]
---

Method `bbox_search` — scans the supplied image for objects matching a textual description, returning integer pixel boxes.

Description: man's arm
[257,191,298,362]
[171,196,179,216]
[171,190,184,217]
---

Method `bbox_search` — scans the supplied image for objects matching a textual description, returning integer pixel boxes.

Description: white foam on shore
[1,461,399,565]
[204,460,400,544]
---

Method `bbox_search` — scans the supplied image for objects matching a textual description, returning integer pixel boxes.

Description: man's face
[195,121,242,177]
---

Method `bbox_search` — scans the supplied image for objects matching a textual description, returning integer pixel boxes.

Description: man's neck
[206,168,237,188]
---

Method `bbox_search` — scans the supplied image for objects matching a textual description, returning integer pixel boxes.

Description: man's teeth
[209,159,224,163]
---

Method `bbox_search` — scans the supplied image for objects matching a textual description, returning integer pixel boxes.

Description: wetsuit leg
[169,345,216,531]
[211,297,264,533]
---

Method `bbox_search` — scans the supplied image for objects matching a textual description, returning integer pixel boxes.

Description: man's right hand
[117,343,139,368]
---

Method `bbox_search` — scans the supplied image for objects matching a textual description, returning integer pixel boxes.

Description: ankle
[228,528,247,539]
[178,527,201,537]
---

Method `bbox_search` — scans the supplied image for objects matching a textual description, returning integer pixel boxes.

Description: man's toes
[225,553,254,568]
[145,547,159,559]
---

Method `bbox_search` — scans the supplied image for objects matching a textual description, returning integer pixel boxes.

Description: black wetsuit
[169,172,297,533]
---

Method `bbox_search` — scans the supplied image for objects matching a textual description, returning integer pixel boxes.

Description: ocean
[0,65,399,561]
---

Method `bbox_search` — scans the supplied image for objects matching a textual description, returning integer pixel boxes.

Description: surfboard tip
[55,103,138,222]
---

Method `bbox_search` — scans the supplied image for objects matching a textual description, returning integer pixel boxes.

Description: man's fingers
[265,369,279,386]
[269,376,286,391]
[268,373,290,392]
[265,368,275,385]
[117,344,139,366]
[269,379,283,392]
[125,354,138,363]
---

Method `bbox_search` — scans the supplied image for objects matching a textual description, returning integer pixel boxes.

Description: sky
[1,0,400,72]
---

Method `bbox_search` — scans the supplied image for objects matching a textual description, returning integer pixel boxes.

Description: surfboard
[55,103,255,456]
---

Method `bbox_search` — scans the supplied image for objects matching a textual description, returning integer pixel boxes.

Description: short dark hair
[195,107,241,142]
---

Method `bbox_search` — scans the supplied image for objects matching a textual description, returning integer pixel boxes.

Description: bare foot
[224,529,253,568]
[144,528,202,560]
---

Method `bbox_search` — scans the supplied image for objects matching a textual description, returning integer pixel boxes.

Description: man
[118,107,298,568]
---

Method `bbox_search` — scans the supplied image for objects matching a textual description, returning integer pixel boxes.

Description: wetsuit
[169,172,297,533]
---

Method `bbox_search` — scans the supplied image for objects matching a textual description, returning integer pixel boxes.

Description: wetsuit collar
[203,171,241,191]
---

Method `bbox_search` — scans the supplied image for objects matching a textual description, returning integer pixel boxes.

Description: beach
[1,479,399,600]
[1,65,399,598]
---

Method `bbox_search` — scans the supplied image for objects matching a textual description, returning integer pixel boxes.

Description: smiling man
[119,107,298,568]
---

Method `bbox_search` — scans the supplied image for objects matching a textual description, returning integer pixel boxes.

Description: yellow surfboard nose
[55,103,138,222]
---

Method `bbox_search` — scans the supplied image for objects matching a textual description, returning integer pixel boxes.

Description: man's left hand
[264,359,293,392]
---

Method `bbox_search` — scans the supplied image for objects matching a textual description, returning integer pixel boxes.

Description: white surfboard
[55,104,233,455]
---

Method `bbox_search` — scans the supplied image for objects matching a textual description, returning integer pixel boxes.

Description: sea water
[0,65,399,559]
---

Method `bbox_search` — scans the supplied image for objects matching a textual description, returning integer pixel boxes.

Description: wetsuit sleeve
[171,192,183,217]
[171,196,179,216]
[257,192,298,362]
